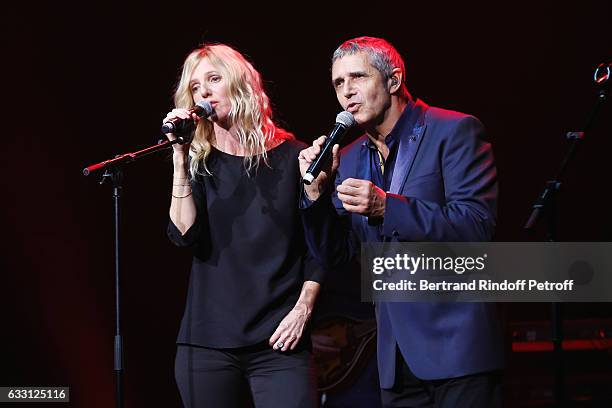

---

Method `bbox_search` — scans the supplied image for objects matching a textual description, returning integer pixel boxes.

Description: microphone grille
[195,100,214,117]
[336,111,356,128]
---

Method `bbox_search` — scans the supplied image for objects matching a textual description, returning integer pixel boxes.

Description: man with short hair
[299,36,503,407]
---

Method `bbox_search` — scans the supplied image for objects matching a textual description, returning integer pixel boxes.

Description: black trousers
[380,350,502,408]
[175,342,316,408]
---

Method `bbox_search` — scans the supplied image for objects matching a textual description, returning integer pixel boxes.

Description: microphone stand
[83,135,188,408]
[524,63,610,407]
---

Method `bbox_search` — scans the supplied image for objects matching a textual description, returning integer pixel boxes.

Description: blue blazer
[302,99,504,387]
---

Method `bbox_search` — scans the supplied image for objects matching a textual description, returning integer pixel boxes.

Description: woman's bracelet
[172,191,193,199]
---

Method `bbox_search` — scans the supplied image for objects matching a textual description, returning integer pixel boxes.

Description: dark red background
[3,1,611,406]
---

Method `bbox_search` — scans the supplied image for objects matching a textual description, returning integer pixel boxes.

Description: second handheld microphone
[161,100,214,135]
[303,111,356,185]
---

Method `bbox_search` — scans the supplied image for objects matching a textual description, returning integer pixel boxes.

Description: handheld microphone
[161,100,213,134]
[303,111,356,185]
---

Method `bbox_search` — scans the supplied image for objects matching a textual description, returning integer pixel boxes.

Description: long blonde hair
[173,43,292,176]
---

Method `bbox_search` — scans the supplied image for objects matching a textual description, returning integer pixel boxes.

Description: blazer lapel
[389,100,429,195]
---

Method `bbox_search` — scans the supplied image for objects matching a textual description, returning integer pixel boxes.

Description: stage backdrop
[3,1,611,406]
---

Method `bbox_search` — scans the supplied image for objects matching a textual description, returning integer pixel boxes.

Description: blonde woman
[165,43,321,408]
